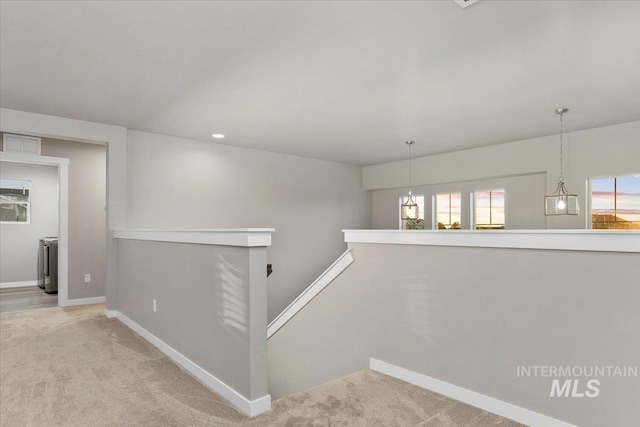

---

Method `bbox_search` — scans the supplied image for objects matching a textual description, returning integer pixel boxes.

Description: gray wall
[117,239,268,401]
[364,120,640,230]
[125,130,371,322]
[268,243,640,427]
[0,162,58,283]
[40,138,107,300]
[372,172,547,230]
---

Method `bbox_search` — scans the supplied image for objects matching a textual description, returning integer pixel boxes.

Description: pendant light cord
[408,142,413,191]
[559,111,564,182]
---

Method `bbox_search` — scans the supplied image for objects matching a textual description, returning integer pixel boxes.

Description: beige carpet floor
[1,304,525,427]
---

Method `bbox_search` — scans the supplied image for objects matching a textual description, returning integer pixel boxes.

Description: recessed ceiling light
[211,133,225,139]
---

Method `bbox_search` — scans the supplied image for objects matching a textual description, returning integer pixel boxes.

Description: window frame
[0,179,31,225]
[473,188,505,230]
[588,173,640,230]
[434,192,462,230]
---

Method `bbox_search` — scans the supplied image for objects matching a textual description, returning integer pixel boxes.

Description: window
[399,195,425,229]
[435,193,461,229]
[0,180,31,224]
[474,189,505,230]
[591,174,640,230]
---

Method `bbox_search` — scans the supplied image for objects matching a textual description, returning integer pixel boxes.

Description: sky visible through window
[475,189,505,226]
[436,193,461,228]
[591,175,640,222]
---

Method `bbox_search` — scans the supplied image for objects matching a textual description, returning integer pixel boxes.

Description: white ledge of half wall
[113,228,275,247]
[343,229,640,253]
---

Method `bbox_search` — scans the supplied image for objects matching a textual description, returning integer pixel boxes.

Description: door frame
[0,151,70,306]
[0,108,128,313]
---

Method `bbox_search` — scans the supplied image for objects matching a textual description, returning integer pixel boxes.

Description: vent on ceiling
[452,0,480,9]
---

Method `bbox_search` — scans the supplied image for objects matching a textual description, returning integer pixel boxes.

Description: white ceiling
[1,1,639,166]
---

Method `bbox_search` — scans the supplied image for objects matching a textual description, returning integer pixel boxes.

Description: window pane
[591,175,640,229]
[450,193,461,228]
[436,193,461,229]
[0,179,30,203]
[591,177,615,226]
[415,195,425,221]
[436,194,451,227]
[491,189,505,225]
[615,176,640,223]
[0,180,30,223]
[475,191,491,226]
[475,189,505,229]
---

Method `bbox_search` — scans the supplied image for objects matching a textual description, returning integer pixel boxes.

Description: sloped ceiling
[1,1,639,165]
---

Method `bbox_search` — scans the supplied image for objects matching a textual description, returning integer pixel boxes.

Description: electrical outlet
[153,299,157,313]
[84,274,91,283]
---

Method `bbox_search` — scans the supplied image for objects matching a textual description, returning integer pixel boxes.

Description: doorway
[1,135,108,311]
[0,162,60,311]
[0,152,69,311]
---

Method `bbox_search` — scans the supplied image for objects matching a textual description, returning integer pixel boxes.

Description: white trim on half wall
[267,249,355,339]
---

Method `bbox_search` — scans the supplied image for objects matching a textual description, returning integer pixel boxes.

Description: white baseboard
[0,280,39,289]
[111,310,270,417]
[61,296,106,307]
[370,358,576,427]
[105,309,118,318]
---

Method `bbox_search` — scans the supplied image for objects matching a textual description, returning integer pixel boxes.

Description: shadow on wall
[215,252,249,338]
[403,274,436,343]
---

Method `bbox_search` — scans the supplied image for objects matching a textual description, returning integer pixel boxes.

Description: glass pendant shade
[545,108,579,216]
[401,191,419,220]
[545,181,579,215]
[401,140,418,220]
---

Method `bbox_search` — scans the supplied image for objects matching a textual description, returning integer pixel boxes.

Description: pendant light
[401,140,419,220]
[545,108,579,216]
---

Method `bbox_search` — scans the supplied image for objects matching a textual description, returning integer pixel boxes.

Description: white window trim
[588,173,640,230]
[473,188,506,230]
[0,179,32,224]
[434,192,462,230]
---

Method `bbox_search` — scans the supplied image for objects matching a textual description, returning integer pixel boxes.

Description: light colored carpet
[0,304,525,426]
